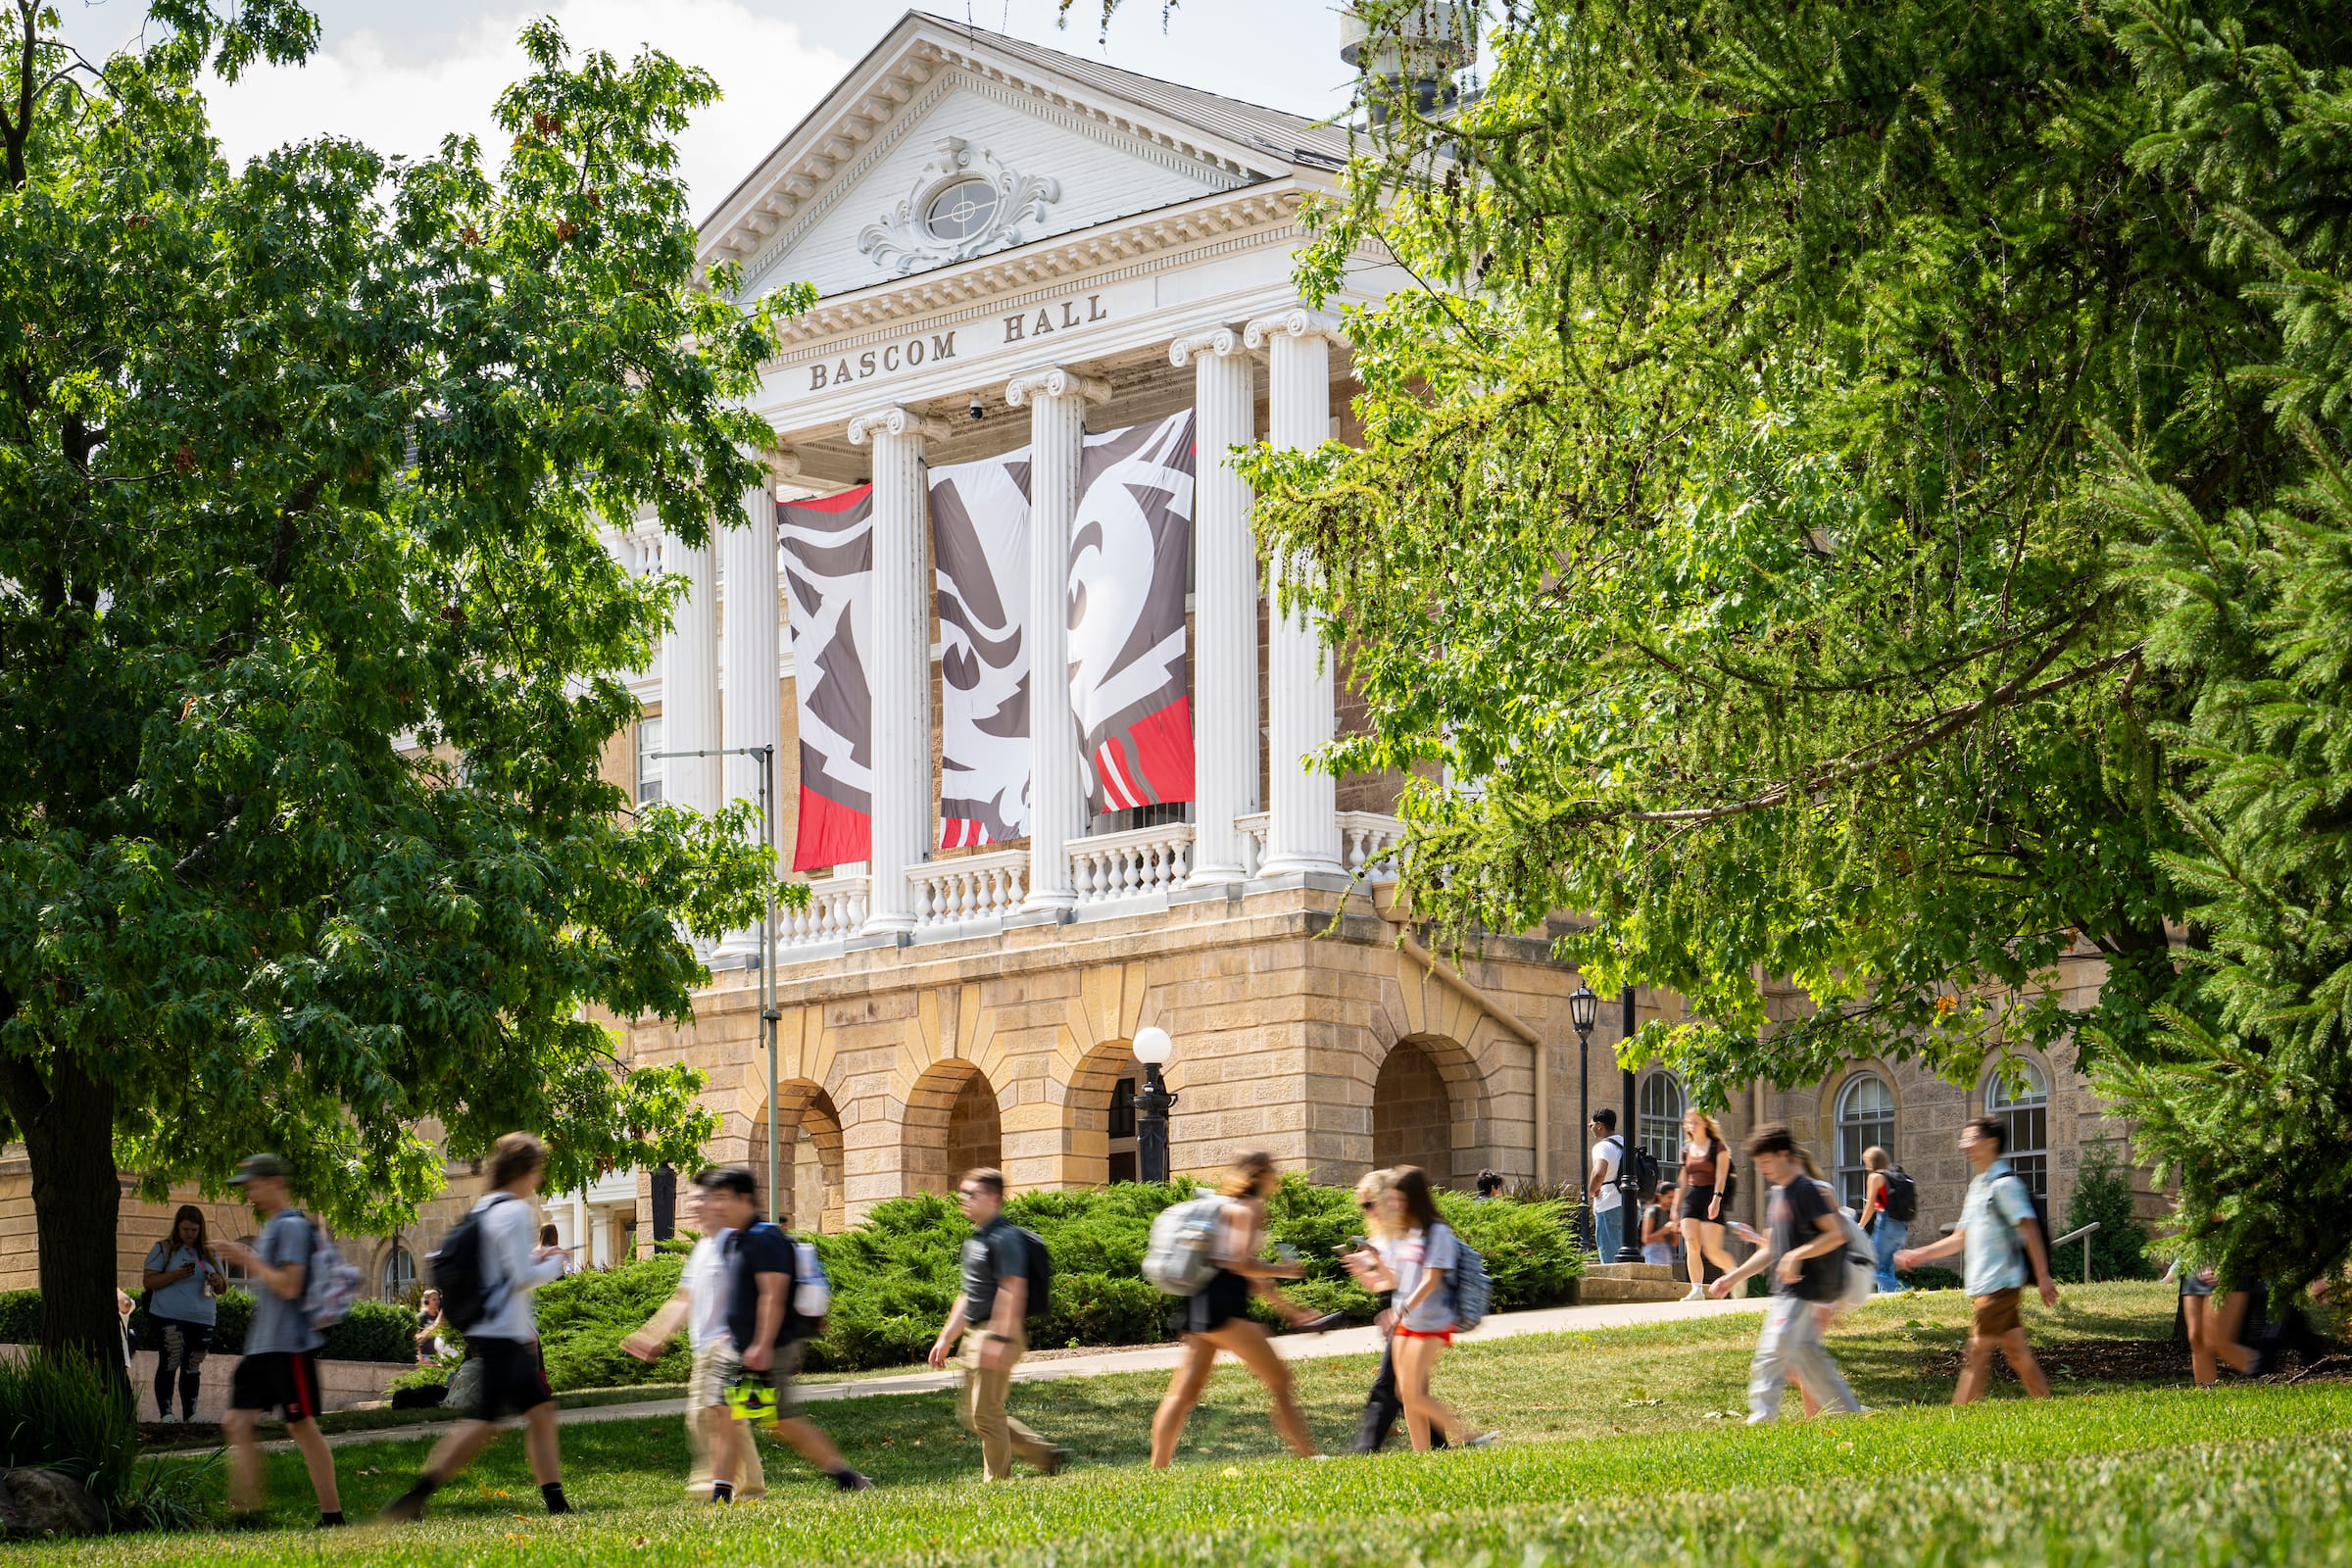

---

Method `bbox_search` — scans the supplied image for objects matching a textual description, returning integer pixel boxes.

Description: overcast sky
[58,1,1371,225]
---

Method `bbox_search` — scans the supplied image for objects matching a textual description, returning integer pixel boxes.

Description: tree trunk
[2,1050,123,1380]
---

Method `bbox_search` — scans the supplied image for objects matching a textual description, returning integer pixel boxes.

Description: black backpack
[1884,1167,1921,1224]
[1013,1226,1053,1324]
[427,1193,514,1334]
[1618,1137,1662,1198]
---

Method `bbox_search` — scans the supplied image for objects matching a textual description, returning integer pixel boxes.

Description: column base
[1184,861,1247,888]
[1253,853,1346,879]
[1018,889,1077,916]
[857,912,916,940]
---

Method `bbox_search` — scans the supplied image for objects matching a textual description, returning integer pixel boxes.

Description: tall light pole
[1131,1026,1178,1185]
[1567,984,1598,1250]
[656,743,781,1217]
[1614,984,1645,1264]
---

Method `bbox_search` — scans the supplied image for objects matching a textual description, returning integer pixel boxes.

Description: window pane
[637,716,663,805]
[1638,1073,1685,1167]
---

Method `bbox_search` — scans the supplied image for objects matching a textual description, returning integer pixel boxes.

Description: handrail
[2049,1221,2100,1250]
[1927,1218,2101,1283]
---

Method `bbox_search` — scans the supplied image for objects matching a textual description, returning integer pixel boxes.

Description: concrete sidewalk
[290,1290,1761,1450]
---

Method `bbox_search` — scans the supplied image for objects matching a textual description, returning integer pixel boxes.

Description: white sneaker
[1465,1432,1501,1447]
[1683,1286,1708,1301]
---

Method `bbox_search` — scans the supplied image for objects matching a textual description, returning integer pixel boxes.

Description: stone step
[1574,1272,1698,1305]
[1585,1261,1681,1282]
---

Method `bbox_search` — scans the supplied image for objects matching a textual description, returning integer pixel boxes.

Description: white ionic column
[1171,326,1258,885]
[717,476,782,958]
[1245,308,1345,876]
[662,534,721,819]
[847,406,948,936]
[1005,365,1109,913]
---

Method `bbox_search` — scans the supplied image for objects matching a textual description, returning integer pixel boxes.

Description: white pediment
[699,14,1316,302]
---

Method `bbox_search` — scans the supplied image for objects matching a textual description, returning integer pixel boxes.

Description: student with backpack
[383,1133,573,1522]
[1678,1108,1740,1298]
[1860,1147,1919,1293]
[141,1204,223,1422]
[692,1165,869,1497]
[924,1167,1069,1481]
[1707,1126,1863,1423]
[216,1155,344,1528]
[1587,1110,1626,1261]
[1894,1115,2059,1403]
[1345,1164,1480,1452]
[621,1176,767,1499]
[1147,1152,1329,1468]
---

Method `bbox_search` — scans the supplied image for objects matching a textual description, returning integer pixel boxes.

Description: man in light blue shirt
[1896,1115,2058,1402]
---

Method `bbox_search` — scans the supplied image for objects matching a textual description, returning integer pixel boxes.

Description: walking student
[216,1155,343,1527]
[1348,1164,1471,1451]
[621,1176,767,1499]
[1678,1108,1739,1298]
[697,1165,869,1497]
[1149,1152,1327,1468]
[1709,1125,1861,1422]
[1859,1147,1910,1293]
[384,1133,572,1522]
[1894,1115,2060,1403]
[1588,1109,1626,1261]
[926,1168,1068,1481]
[141,1204,222,1422]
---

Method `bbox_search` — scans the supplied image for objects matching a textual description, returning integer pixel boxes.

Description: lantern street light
[1567,984,1598,1250]
[1131,1026,1179,1185]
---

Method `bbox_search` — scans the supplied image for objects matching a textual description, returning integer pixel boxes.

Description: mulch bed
[1920,1337,2352,1387]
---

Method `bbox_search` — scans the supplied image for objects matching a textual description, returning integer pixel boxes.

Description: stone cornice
[1003,366,1111,407]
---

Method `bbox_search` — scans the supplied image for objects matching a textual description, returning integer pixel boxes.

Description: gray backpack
[1142,1191,1227,1297]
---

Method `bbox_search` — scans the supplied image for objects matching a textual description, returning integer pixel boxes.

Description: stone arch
[751,1079,846,1233]
[904,1058,1003,1195]
[1371,1034,1490,1190]
[1061,1037,1148,1188]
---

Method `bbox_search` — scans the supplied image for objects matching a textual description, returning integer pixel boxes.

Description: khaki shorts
[1972,1287,2023,1339]
[712,1340,804,1421]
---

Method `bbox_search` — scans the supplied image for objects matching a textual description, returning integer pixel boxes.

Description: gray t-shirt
[142,1243,219,1326]
[244,1207,320,1355]
[959,1216,1027,1323]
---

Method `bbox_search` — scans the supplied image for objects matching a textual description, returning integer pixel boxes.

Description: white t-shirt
[1590,1137,1624,1211]
[682,1230,734,1351]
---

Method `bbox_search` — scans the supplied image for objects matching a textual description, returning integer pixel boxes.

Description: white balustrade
[1069,822,1196,907]
[1236,813,1270,879]
[1338,812,1405,880]
[778,876,869,948]
[910,850,1029,930]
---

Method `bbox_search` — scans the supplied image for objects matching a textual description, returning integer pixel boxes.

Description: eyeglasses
[956,1188,982,1200]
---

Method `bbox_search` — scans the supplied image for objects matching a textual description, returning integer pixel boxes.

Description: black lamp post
[1614,985,1645,1264]
[1567,984,1598,1251]
[1131,1026,1178,1184]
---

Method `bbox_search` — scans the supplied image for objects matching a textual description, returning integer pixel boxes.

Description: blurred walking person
[217,1155,343,1527]
[1895,1115,2059,1403]
[1348,1165,1470,1451]
[621,1177,768,1499]
[142,1205,222,1421]
[1710,1126,1860,1422]
[1149,1152,1325,1467]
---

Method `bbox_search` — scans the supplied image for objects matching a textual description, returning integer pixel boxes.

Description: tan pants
[685,1340,765,1499]
[956,1328,1056,1481]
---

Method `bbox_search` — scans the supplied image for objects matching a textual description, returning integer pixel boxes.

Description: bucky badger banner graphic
[778,484,875,870]
[1069,411,1197,814]
[928,447,1033,848]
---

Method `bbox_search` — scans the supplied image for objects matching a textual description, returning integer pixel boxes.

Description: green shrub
[318,1299,420,1362]
[0,1287,40,1344]
[533,1252,691,1392]
[2056,1140,2152,1283]
[0,1348,134,1509]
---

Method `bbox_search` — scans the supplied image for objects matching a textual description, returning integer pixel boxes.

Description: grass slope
[50,1284,2352,1566]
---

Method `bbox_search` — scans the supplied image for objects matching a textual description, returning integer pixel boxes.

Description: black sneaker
[1039,1446,1072,1476]
[317,1512,348,1529]
[831,1469,873,1492]
[380,1486,434,1525]
[227,1512,270,1532]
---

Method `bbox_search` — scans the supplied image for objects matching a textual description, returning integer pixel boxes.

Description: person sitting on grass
[1148,1152,1337,1469]
[1894,1115,2059,1404]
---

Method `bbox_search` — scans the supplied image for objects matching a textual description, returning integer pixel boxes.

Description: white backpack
[1814,1182,1875,1314]
[300,1217,364,1331]
[1143,1191,1227,1297]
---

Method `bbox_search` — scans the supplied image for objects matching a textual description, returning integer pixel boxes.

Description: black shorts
[229,1350,322,1422]
[467,1337,554,1422]
[1185,1268,1252,1336]
[1678,1185,1719,1222]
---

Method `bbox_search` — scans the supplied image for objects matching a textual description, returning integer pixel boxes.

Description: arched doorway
[751,1080,846,1233]
[1064,1039,1148,1187]
[905,1059,1003,1194]
[1372,1037,1470,1185]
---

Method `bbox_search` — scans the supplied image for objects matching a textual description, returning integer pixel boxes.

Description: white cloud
[203,0,849,219]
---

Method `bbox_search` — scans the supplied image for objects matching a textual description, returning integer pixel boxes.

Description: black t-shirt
[1768,1177,1841,1301]
[724,1223,793,1352]
[960,1215,1027,1322]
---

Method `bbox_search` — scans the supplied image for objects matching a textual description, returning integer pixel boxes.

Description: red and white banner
[1069,412,1196,815]
[778,485,875,870]
[929,447,1033,849]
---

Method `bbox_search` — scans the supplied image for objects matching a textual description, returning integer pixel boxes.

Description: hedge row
[0,1288,420,1363]
[519,1176,1585,1388]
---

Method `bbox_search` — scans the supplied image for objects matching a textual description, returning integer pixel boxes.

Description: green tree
[0,1,793,1361]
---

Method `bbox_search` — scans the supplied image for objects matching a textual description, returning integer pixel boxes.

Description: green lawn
[50,1283,2352,1566]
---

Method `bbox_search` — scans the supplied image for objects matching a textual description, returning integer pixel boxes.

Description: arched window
[1984,1059,2050,1198]
[379,1242,416,1303]
[1638,1071,1686,1170]
[1835,1073,1896,1211]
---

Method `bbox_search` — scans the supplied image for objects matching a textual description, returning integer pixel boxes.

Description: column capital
[846,405,951,445]
[1004,365,1110,408]
[1168,324,1248,366]
[1244,307,1347,350]
[768,448,806,483]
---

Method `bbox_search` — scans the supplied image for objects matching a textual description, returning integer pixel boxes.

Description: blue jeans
[1593,1204,1624,1261]
[1872,1218,1909,1292]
